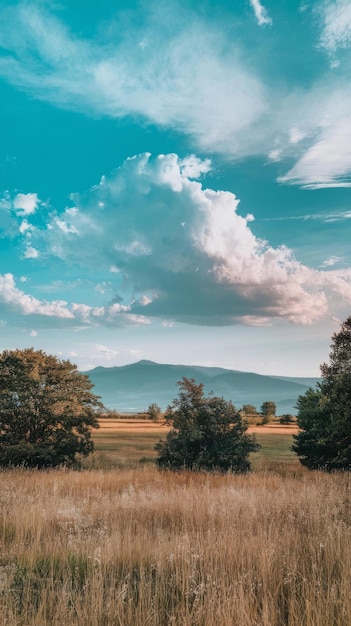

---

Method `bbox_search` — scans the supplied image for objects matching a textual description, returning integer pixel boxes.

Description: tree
[241,404,258,416]
[292,317,351,470]
[147,403,162,421]
[260,401,276,424]
[0,349,103,468]
[279,414,295,425]
[155,377,259,473]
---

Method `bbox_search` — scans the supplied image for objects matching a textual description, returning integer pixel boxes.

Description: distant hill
[84,360,320,415]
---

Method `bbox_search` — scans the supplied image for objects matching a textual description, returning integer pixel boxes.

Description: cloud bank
[0,273,149,328]
[8,152,351,329]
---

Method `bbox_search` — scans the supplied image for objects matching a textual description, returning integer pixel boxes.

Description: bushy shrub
[155,377,259,473]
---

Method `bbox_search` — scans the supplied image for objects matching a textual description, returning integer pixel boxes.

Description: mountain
[84,360,320,415]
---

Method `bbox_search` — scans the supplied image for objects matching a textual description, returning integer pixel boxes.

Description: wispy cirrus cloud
[0,3,269,159]
[1,2,351,191]
[263,209,351,222]
[15,152,351,327]
[278,106,351,188]
[249,0,273,27]
[278,1,351,188]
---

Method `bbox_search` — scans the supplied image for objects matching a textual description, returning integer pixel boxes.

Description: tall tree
[155,377,259,473]
[293,317,351,470]
[0,349,102,468]
[260,401,276,424]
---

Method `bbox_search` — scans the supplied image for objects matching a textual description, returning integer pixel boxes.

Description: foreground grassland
[1,467,351,626]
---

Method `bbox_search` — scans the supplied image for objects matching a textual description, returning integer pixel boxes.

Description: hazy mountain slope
[85,360,319,414]
[270,376,320,388]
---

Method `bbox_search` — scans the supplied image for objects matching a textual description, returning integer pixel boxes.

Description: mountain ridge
[84,360,320,414]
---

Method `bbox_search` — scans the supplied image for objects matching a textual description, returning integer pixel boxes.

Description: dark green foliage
[279,414,295,424]
[291,389,332,469]
[0,348,102,468]
[155,377,259,473]
[293,317,351,470]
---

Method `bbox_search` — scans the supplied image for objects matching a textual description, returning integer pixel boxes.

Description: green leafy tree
[292,317,351,470]
[260,401,276,424]
[0,349,103,468]
[155,377,259,473]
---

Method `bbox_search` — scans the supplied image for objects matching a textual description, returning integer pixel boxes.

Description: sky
[0,0,351,376]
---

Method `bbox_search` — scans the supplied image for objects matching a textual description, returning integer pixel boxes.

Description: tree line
[0,316,351,472]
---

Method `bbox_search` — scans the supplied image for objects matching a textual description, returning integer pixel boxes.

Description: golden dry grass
[1,467,351,625]
[97,418,299,436]
[98,418,170,434]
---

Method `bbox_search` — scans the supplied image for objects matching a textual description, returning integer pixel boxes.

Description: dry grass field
[1,419,350,625]
[1,467,351,625]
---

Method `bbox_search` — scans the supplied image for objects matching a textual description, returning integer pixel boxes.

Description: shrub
[155,377,259,473]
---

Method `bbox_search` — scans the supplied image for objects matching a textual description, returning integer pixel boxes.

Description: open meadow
[1,420,350,626]
[86,418,299,471]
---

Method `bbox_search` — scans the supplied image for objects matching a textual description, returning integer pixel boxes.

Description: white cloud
[278,112,351,188]
[1,3,351,189]
[22,153,351,326]
[95,344,120,360]
[0,273,74,319]
[179,156,212,179]
[320,256,342,267]
[288,127,306,144]
[66,344,149,370]
[249,0,273,26]
[263,209,351,223]
[0,272,150,328]
[318,0,351,52]
[30,330,38,336]
[19,219,32,234]
[0,3,269,160]
[24,245,40,259]
[13,192,39,216]
[267,148,282,162]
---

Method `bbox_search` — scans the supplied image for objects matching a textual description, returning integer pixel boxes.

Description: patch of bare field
[1,467,351,625]
[98,418,299,435]
[249,424,299,435]
[98,418,169,433]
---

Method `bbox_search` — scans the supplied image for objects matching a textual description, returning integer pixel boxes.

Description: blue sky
[0,0,351,375]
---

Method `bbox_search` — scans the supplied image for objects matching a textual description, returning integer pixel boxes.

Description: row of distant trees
[0,316,351,472]
[147,400,280,423]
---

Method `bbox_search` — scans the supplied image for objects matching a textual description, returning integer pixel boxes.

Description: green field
[86,428,297,470]
[86,430,161,468]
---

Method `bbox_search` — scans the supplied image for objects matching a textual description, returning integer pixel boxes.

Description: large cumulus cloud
[16,152,351,327]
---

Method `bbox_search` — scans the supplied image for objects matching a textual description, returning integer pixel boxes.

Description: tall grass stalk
[0,467,350,625]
